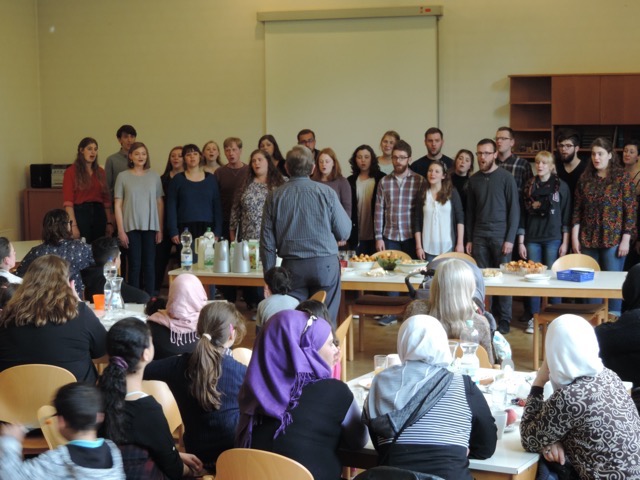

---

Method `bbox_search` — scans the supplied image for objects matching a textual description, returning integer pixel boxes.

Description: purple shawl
[236,309,332,447]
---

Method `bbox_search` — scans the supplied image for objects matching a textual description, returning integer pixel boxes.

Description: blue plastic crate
[556,269,595,282]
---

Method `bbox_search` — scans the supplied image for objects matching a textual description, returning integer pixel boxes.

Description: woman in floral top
[230,149,285,241]
[520,314,640,479]
[571,137,637,313]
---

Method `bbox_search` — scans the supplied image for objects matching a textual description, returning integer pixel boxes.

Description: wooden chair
[216,448,313,480]
[335,315,353,382]
[532,254,608,368]
[371,250,412,261]
[350,296,411,352]
[232,347,253,366]
[433,251,477,265]
[350,250,412,352]
[450,339,493,369]
[141,380,184,450]
[309,290,327,303]
[0,364,76,454]
[37,405,68,450]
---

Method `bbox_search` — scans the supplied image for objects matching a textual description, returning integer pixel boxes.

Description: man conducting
[261,145,351,326]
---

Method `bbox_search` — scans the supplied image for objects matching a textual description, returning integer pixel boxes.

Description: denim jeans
[472,236,512,324]
[524,239,561,314]
[581,245,625,313]
[127,230,157,295]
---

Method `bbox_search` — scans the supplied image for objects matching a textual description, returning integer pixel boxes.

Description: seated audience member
[596,263,640,412]
[17,208,93,297]
[0,382,125,479]
[255,267,299,332]
[0,255,106,383]
[0,237,22,284]
[145,273,207,360]
[145,302,247,472]
[98,318,203,479]
[521,314,640,479]
[237,310,367,480]
[404,259,495,363]
[364,315,496,479]
[0,280,18,312]
[82,236,150,304]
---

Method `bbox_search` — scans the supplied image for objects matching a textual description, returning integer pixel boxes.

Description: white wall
[3,0,640,237]
[0,0,41,238]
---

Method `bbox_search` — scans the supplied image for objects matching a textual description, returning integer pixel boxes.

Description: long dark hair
[258,134,285,163]
[242,149,285,191]
[42,209,73,244]
[584,137,622,186]
[73,137,107,193]
[187,303,246,411]
[348,144,381,177]
[97,318,151,444]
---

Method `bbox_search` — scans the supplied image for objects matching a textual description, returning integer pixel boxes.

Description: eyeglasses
[558,143,576,150]
[391,155,409,161]
[495,136,512,142]
[476,151,495,157]
[298,139,315,145]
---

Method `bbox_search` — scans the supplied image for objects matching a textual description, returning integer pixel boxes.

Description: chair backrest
[216,448,313,480]
[37,405,68,449]
[0,364,76,428]
[433,252,477,265]
[335,315,352,382]
[232,347,253,366]
[141,380,183,436]
[372,250,412,261]
[450,339,493,369]
[308,290,327,303]
[551,253,601,272]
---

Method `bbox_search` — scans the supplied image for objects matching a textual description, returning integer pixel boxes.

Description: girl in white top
[414,160,465,261]
[0,238,22,284]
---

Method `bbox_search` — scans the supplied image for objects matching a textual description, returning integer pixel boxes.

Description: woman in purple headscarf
[236,309,367,480]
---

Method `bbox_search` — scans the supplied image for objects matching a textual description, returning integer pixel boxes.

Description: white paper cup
[386,353,401,367]
[492,410,507,440]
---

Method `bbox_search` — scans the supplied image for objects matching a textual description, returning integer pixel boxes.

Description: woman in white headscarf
[520,314,640,479]
[363,315,496,480]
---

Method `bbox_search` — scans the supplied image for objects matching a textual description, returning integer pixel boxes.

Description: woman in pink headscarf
[146,273,207,359]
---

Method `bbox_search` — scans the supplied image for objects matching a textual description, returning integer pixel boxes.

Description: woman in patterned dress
[520,314,640,479]
[571,137,637,313]
[229,149,285,307]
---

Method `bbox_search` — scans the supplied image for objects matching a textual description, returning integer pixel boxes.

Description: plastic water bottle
[181,228,193,271]
[459,319,480,382]
[203,228,215,271]
[103,257,117,311]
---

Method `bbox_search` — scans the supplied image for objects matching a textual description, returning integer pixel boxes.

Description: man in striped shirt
[260,145,351,326]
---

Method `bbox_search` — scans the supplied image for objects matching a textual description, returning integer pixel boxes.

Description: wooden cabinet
[551,76,601,124]
[510,73,640,157]
[22,188,64,240]
[600,75,640,124]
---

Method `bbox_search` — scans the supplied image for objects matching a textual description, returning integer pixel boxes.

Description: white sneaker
[525,319,534,334]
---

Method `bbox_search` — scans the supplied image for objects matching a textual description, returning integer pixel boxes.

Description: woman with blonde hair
[144,302,247,472]
[378,130,400,174]
[407,258,494,363]
[202,140,224,173]
[0,254,107,383]
[517,150,571,333]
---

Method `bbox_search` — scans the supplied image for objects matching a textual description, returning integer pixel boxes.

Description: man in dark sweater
[409,127,454,176]
[466,139,519,334]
